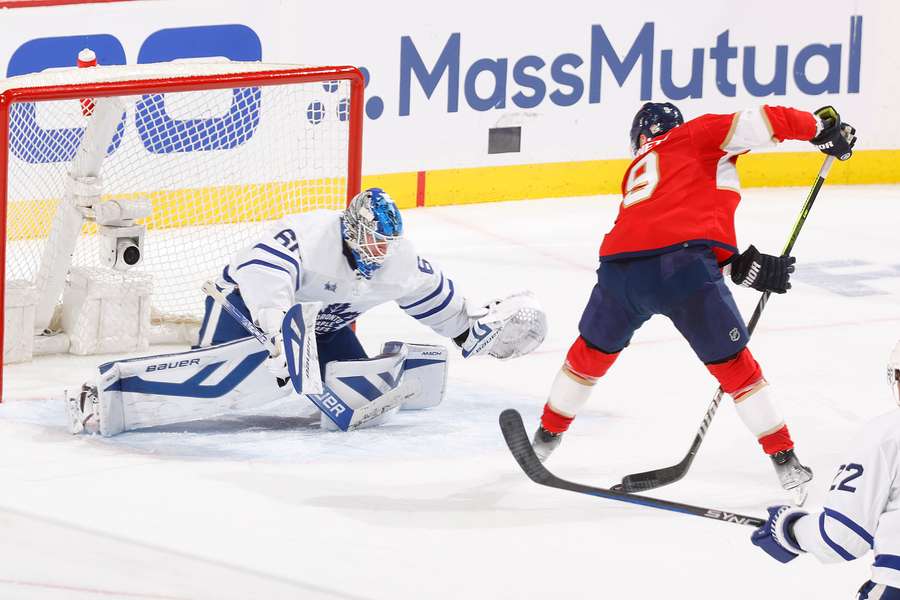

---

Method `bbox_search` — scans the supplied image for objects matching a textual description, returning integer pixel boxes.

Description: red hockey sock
[759,425,794,455]
[541,403,575,434]
[705,348,762,397]
[565,336,619,381]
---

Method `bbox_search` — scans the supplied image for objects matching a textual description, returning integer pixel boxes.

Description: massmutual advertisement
[0,0,894,205]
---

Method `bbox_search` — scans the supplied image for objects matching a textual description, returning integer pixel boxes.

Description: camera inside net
[99,225,144,270]
[93,199,153,271]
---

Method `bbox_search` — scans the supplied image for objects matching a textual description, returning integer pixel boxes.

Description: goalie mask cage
[0,62,364,399]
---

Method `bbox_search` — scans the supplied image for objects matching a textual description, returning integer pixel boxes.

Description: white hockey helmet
[888,340,900,406]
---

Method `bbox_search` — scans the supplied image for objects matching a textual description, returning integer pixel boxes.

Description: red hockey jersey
[599,106,818,264]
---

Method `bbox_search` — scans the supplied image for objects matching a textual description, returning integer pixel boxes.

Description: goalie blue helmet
[629,102,684,155]
[341,188,403,279]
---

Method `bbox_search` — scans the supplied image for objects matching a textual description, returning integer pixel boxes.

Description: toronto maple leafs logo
[324,281,337,292]
[316,303,361,334]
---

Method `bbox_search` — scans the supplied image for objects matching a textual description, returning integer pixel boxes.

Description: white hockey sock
[733,386,785,438]
[547,367,594,417]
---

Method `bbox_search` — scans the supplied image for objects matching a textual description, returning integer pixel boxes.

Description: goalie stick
[201,281,275,352]
[499,409,764,528]
[615,155,836,493]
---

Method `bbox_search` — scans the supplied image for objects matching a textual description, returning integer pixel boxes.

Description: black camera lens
[122,244,141,265]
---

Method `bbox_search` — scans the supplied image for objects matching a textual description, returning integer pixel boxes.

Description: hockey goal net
[0,61,363,397]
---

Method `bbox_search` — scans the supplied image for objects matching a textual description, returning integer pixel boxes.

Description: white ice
[2,185,899,599]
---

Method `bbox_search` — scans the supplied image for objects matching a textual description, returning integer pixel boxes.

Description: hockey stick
[614,155,836,493]
[201,281,275,352]
[499,409,764,527]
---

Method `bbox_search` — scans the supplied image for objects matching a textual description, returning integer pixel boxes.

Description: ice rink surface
[2,185,900,599]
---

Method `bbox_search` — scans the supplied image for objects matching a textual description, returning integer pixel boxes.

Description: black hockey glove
[729,245,795,294]
[809,106,856,161]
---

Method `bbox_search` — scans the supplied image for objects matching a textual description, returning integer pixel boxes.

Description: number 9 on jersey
[623,151,660,208]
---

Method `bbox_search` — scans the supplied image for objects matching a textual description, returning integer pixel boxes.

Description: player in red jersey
[532,102,857,497]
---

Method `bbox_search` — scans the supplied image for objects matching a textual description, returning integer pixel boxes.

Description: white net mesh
[3,63,356,329]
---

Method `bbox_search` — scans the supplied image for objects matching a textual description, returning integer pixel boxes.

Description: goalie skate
[65,384,100,434]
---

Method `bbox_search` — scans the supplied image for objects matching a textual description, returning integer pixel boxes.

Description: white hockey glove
[256,307,289,379]
[457,291,547,360]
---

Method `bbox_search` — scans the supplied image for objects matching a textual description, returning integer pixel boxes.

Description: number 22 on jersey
[622,151,660,208]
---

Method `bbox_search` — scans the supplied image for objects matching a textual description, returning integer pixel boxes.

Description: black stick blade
[498,408,553,485]
[616,462,689,493]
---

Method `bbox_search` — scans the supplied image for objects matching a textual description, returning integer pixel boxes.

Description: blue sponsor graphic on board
[5,16,864,128]
[396,17,863,118]
[5,25,273,163]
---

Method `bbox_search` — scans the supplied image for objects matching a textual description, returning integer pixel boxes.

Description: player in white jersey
[66,188,547,435]
[751,341,900,599]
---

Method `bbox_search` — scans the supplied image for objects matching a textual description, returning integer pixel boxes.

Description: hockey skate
[65,384,100,435]
[532,425,563,463]
[770,449,813,506]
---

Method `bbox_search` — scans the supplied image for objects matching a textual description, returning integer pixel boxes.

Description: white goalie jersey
[217,210,470,339]
[792,410,900,588]
[67,204,546,437]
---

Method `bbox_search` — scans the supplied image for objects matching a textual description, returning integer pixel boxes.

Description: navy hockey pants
[579,246,749,364]
[195,289,367,380]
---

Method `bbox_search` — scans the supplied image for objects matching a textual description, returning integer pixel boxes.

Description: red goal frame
[0,1,135,8]
[0,65,365,400]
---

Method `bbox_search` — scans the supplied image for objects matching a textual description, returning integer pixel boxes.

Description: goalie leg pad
[78,337,290,436]
[389,342,448,410]
[317,343,409,431]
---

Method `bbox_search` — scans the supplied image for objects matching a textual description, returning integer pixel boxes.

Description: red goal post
[0,62,364,399]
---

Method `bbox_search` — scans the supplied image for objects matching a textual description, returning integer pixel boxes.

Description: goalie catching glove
[455,291,547,360]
